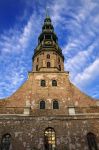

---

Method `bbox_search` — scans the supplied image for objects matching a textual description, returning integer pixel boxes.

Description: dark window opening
[52,80,57,86]
[47,62,51,68]
[44,128,56,150]
[58,58,60,63]
[45,35,51,40]
[46,26,50,29]
[53,37,56,43]
[41,80,46,87]
[40,100,45,109]
[1,133,11,150]
[36,65,38,71]
[37,57,39,62]
[53,100,59,109]
[87,132,98,150]
[59,65,61,71]
[47,54,50,59]
[40,36,44,43]
[42,26,45,29]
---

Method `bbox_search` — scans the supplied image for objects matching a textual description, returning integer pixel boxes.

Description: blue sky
[0,0,99,99]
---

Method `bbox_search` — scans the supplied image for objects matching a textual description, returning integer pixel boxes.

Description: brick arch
[0,130,25,150]
[52,80,57,86]
[44,127,56,150]
[87,132,98,150]
[39,100,46,109]
[0,128,13,139]
[52,99,59,109]
[0,133,12,150]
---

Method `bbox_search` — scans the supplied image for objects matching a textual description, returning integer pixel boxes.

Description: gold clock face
[45,41,52,45]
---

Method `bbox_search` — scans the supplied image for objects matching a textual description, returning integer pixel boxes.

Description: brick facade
[0,16,99,150]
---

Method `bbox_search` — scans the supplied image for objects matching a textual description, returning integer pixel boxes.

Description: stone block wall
[0,115,99,150]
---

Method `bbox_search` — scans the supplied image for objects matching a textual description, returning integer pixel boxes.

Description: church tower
[0,14,98,150]
[32,15,64,72]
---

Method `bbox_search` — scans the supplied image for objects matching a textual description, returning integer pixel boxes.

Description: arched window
[87,132,98,150]
[1,133,11,150]
[47,54,50,59]
[41,80,46,87]
[40,100,45,109]
[52,80,57,86]
[36,65,38,71]
[44,127,56,150]
[47,62,51,68]
[53,100,59,109]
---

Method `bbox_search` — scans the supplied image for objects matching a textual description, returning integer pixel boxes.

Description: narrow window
[87,132,98,150]
[41,80,46,87]
[37,57,39,62]
[52,80,57,86]
[47,54,50,59]
[40,100,45,109]
[47,62,51,68]
[36,65,38,71]
[1,133,11,150]
[53,100,59,109]
[59,65,61,71]
[44,128,56,150]
[46,26,49,29]
[58,58,60,63]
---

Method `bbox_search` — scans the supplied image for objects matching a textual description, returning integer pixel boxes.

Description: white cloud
[73,58,99,87]
[59,0,99,97]
[47,0,67,25]
[64,39,99,76]
[88,84,99,99]
[0,12,41,98]
[0,12,40,54]
[19,15,33,46]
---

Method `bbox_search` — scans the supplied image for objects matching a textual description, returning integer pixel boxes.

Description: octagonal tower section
[32,16,64,72]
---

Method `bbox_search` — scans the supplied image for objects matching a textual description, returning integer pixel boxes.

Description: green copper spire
[32,13,64,61]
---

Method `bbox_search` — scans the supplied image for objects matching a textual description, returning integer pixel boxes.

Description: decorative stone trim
[68,107,75,115]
